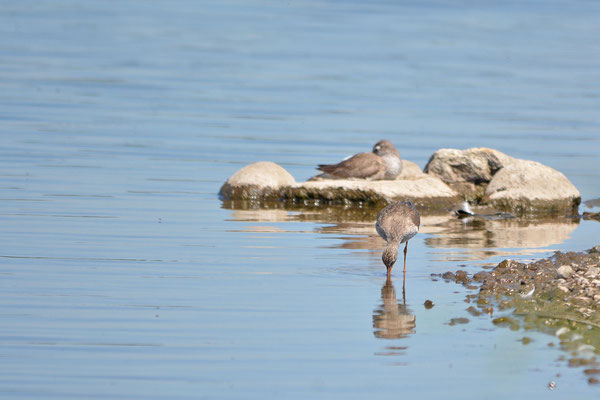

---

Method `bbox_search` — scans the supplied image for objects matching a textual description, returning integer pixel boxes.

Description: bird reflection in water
[373,277,416,344]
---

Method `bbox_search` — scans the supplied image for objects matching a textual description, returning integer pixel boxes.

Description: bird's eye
[374,146,380,151]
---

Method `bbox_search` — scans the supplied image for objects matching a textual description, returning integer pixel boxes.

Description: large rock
[484,159,580,215]
[219,161,296,201]
[424,148,513,198]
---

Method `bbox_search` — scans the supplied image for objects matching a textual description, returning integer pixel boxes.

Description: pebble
[557,265,575,279]
[555,327,569,337]
[586,266,599,278]
[424,300,434,309]
[557,285,569,294]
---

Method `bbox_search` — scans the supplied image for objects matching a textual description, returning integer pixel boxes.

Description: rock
[396,160,426,179]
[585,266,599,278]
[557,265,575,279]
[442,271,456,281]
[473,271,491,282]
[484,159,580,216]
[284,174,459,211]
[424,147,513,198]
[557,285,570,293]
[448,317,469,325]
[219,161,296,201]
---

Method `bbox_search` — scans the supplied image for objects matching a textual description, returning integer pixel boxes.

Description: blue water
[1,0,600,399]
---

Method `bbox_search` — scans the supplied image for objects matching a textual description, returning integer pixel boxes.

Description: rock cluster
[441,247,600,322]
[220,147,581,215]
[424,148,580,215]
[438,247,600,384]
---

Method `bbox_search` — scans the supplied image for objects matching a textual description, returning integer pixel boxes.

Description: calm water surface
[1,1,600,399]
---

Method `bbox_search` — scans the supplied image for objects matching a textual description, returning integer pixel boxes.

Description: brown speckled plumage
[317,140,402,180]
[376,201,420,278]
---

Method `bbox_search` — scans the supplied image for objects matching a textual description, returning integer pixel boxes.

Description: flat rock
[484,159,581,216]
[290,174,459,210]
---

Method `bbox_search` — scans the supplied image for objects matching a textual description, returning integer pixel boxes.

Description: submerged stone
[448,317,469,325]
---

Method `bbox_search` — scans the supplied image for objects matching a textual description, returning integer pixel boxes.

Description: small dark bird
[316,140,402,180]
[376,201,420,279]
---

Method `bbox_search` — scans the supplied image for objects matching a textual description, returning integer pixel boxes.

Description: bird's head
[372,140,400,158]
[382,244,398,270]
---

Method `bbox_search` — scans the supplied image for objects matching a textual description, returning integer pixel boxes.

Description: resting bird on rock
[376,201,420,279]
[316,140,402,180]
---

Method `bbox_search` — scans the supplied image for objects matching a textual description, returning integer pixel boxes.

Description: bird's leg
[403,241,408,275]
[387,266,392,280]
[402,274,406,304]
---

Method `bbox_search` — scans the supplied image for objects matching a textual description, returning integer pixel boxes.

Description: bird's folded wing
[318,152,383,179]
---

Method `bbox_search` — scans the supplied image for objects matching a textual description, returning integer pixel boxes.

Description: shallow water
[1,0,600,398]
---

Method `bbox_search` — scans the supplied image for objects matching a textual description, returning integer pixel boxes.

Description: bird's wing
[318,153,383,179]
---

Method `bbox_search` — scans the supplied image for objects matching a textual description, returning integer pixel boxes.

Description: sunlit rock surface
[219,161,296,201]
[484,159,581,216]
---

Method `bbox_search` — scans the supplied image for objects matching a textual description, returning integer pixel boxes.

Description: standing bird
[376,201,420,279]
[316,140,402,180]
